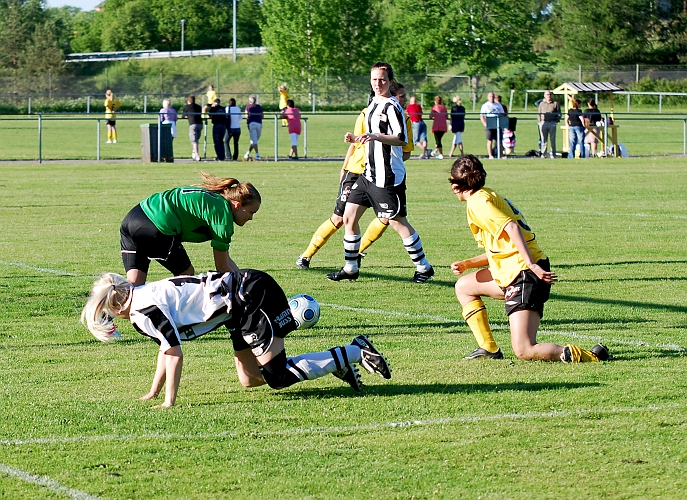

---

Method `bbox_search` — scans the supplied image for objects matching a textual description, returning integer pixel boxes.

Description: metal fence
[2,111,687,163]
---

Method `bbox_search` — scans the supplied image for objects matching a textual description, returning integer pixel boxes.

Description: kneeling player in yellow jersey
[448,155,611,362]
[296,84,414,270]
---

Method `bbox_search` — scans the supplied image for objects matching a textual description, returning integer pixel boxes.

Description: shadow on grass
[554,259,687,269]
[551,293,687,314]
[279,381,601,400]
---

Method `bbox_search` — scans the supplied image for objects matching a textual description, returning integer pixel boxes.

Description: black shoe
[591,343,612,361]
[296,255,310,270]
[326,268,359,281]
[412,266,435,283]
[463,347,504,360]
[332,364,363,392]
[351,335,391,379]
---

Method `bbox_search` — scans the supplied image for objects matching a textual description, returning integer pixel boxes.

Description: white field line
[0,463,102,500]
[0,260,81,276]
[2,261,683,352]
[2,403,682,447]
[322,303,685,352]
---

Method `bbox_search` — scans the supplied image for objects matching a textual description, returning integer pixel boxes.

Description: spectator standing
[244,96,264,160]
[538,90,561,158]
[448,95,465,157]
[205,98,228,161]
[181,95,203,161]
[281,99,302,159]
[479,92,505,159]
[279,83,289,127]
[429,95,448,159]
[160,98,178,140]
[583,99,602,157]
[104,90,122,144]
[567,98,585,158]
[224,97,242,161]
[406,96,429,158]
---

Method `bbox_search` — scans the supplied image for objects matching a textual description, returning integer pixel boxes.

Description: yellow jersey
[346,109,413,174]
[104,98,122,119]
[279,89,289,109]
[465,187,546,287]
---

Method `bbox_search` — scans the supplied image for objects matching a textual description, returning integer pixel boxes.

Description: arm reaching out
[451,254,489,276]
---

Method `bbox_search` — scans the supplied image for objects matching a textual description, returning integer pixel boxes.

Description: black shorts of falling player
[502,258,552,317]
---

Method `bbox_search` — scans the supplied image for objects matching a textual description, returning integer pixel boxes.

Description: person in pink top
[429,95,448,159]
[281,99,302,159]
[406,96,429,158]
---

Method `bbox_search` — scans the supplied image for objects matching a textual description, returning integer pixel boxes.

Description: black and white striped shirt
[364,96,407,188]
[129,272,234,351]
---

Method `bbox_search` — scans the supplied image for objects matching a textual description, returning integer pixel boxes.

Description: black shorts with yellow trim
[227,270,298,356]
[502,258,551,318]
[333,170,360,217]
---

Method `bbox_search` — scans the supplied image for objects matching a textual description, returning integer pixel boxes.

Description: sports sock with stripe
[402,231,431,272]
[302,218,339,259]
[359,218,389,254]
[463,299,499,352]
[343,233,361,273]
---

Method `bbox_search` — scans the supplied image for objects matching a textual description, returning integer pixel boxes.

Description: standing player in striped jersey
[295,83,414,270]
[327,62,434,283]
[82,270,392,407]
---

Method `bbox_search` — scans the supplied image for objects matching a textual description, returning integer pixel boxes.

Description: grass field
[1,111,687,161]
[1,157,686,499]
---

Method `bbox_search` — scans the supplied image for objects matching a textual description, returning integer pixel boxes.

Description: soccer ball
[288,294,320,329]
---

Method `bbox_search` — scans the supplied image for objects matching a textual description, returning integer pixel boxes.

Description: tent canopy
[553,82,624,95]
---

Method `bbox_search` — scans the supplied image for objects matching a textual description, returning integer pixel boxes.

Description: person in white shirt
[479,92,505,159]
[224,97,242,161]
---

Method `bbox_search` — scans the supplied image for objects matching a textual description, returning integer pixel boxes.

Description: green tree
[261,0,381,86]
[101,0,158,51]
[384,0,539,81]
[20,19,64,74]
[236,0,263,47]
[0,0,46,71]
[150,0,232,51]
[69,10,102,53]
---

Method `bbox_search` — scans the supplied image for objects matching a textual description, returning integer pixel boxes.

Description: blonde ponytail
[81,273,133,342]
[196,171,261,206]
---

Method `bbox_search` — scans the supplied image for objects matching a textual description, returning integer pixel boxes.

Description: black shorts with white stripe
[347,174,407,219]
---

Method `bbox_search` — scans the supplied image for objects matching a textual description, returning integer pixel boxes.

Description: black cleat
[591,343,613,361]
[463,347,504,360]
[326,268,359,281]
[412,266,435,283]
[351,335,391,379]
[332,364,363,392]
[296,255,311,270]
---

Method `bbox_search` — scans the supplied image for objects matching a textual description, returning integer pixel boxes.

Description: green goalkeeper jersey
[140,187,234,252]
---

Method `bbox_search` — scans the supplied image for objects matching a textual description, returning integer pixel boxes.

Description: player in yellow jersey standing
[448,155,611,362]
[279,83,289,127]
[295,84,413,270]
[104,90,122,144]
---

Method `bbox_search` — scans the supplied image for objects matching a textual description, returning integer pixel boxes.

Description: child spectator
[281,99,301,159]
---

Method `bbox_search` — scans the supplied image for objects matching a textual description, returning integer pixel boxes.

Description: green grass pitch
[0,157,686,499]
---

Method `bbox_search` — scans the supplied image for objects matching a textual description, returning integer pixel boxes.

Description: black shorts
[347,174,407,219]
[502,259,551,317]
[120,204,191,275]
[333,171,359,217]
[227,270,298,356]
[106,120,116,127]
[485,128,497,141]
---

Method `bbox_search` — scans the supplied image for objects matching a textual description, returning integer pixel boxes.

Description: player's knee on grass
[259,350,301,389]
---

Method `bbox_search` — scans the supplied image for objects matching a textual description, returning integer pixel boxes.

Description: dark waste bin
[141,123,174,162]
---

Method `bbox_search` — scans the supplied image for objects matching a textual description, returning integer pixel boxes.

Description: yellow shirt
[465,187,545,287]
[104,98,122,119]
[403,115,414,153]
[279,89,289,109]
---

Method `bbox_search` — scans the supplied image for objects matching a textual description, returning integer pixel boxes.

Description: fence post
[87,95,90,114]
[312,92,316,113]
[604,113,608,157]
[96,118,100,161]
[508,89,514,113]
[274,114,278,162]
[627,94,630,113]
[659,94,663,114]
[144,95,147,114]
[578,65,581,83]
[524,91,528,111]
[28,97,31,115]
[683,119,686,155]
[157,111,162,163]
[472,93,476,112]
[636,64,640,83]
[38,113,42,164]
[303,117,308,159]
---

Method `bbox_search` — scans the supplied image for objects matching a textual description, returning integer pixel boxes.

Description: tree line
[1,0,686,84]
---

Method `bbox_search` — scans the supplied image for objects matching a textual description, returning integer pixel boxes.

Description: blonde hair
[106,90,113,98]
[81,273,133,342]
[453,95,462,105]
[196,172,261,206]
[162,98,171,108]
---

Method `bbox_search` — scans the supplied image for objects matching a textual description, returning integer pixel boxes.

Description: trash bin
[141,123,174,162]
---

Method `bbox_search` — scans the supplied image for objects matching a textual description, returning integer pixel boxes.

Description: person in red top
[406,96,428,158]
[280,99,302,159]
[429,95,448,159]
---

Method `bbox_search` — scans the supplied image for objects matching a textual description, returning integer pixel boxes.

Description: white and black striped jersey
[129,272,234,352]
[364,96,407,188]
